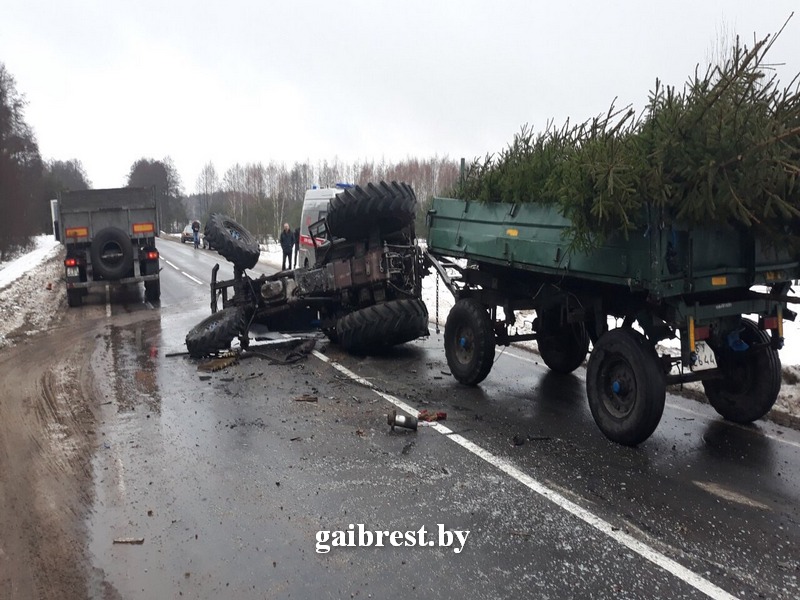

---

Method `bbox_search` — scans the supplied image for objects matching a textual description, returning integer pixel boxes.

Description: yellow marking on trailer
[688,316,696,353]
[711,276,727,286]
[765,270,784,281]
[506,228,519,237]
[132,222,155,234]
[65,227,89,238]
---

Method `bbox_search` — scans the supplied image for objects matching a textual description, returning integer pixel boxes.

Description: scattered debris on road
[293,394,318,403]
[387,409,418,431]
[112,537,144,545]
[198,355,239,372]
[418,409,447,422]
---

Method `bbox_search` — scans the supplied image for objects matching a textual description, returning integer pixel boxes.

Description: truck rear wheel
[702,319,781,423]
[91,227,133,280]
[67,289,82,308]
[337,299,428,353]
[537,310,590,374]
[444,298,496,386]
[145,279,160,302]
[204,214,260,270]
[185,307,248,358]
[586,328,666,446]
[327,181,416,241]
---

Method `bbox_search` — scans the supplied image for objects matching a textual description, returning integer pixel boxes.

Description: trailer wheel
[537,311,590,374]
[445,298,496,386]
[703,319,781,423]
[337,299,428,353]
[185,307,247,358]
[67,289,82,308]
[327,181,417,240]
[144,279,160,302]
[91,227,133,280]
[204,214,260,270]
[586,328,666,446]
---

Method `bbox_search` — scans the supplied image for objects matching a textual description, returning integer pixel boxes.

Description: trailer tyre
[445,298,496,386]
[67,289,82,307]
[327,181,417,240]
[586,328,666,446]
[337,299,428,353]
[703,319,781,423]
[204,214,260,270]
[90,227,133,280]
[537,311,590,374]
[185,307,248,358]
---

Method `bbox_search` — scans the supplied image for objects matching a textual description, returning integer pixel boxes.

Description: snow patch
[0,235,61,291]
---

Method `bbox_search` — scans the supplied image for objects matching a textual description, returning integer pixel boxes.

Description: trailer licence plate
[693,341,717,371]
[66,267,79,277]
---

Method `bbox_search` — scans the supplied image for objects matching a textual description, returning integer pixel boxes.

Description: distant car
[181,224,194,243]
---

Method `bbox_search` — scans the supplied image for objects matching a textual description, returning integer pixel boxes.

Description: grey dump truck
[54,187,161,307]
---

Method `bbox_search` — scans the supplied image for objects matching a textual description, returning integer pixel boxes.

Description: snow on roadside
[0,238,65,349]
[0,235,61,290]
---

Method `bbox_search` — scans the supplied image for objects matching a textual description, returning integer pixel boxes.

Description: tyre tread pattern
[337,299,428,353]
[186,307,247,358]
[327,181,417,240]
[204,214,260,270]
[444,298,496,386]
[537,310,590,374]
[703,319,781,423]
[586,328,666,446]
[90,227,133,280]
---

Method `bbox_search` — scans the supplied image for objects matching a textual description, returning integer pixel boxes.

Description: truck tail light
[64,257,79,267]
[145,250,159,260]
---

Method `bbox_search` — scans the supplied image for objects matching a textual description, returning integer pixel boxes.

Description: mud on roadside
[0,250,104,599]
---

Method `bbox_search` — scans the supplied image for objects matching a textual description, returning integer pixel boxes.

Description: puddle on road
[92,317,163,414]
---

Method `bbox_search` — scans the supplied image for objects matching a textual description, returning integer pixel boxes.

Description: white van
[297,184,353,268]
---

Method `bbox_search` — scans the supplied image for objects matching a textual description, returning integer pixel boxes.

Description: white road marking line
[164,259,180,270]
[312,349,738,600]
[693,481,770,511]
[500,348,800,451]
[105,285,111,318]
[181,272,203,285]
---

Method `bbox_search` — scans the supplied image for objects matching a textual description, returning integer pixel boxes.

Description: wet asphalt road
[76,238,800,599]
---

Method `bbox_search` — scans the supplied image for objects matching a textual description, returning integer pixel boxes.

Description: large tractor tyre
[586,328,666,446]
[90,227,133,280]
[185,307,248,358]
[204,214,260,270]
[144,279,161,302]
[702,319,781,424]
[337,299,428,353]
[67,289,82,308]
[327,181,417,241]
[444,298,496,386]
[537,309,591,374]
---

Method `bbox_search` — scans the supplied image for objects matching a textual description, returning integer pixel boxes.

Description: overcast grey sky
[2,1,798,190]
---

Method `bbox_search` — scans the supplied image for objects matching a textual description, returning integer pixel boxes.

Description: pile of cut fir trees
[455,26,800,253]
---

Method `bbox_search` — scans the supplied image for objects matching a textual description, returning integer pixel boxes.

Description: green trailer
[424,197,799,446]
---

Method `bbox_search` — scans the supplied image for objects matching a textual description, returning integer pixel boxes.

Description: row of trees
[190,157,461,241]
[0,63,92,259]
[0,60,461,258]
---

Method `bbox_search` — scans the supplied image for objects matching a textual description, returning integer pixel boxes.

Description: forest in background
[0,61,460,258]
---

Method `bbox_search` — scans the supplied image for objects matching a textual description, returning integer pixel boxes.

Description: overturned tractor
[185,181,429,358]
